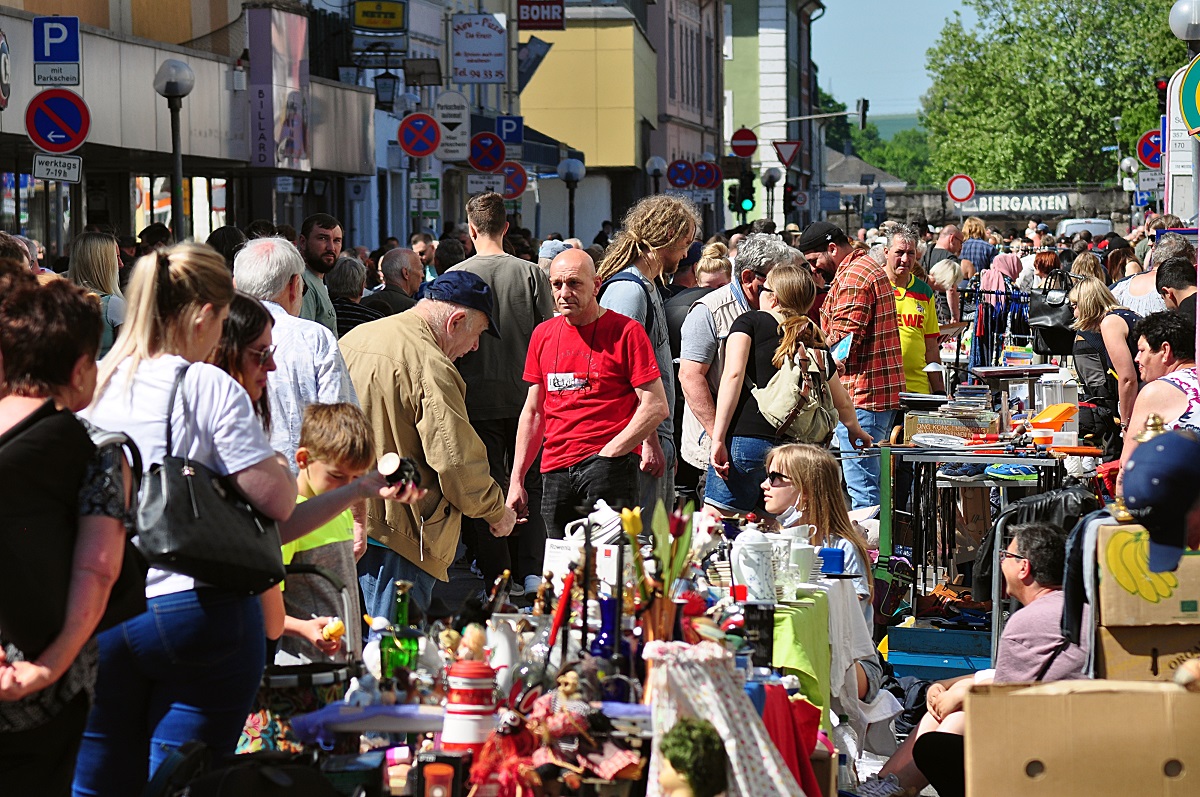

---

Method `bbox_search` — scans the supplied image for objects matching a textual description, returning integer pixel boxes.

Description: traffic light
[782,182,795,212]
[1157,76,1170,115]
[727,184,739,213]
[738,172,756,213]
[856,97,870,130]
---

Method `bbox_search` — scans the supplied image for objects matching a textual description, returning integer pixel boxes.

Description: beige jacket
[339,312,507,580]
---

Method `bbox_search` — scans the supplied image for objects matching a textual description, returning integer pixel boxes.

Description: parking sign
[32,16,80,86]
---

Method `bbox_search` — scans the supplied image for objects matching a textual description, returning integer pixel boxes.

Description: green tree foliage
[852,125,934,187]
[922,0,1186,187]
[817,86,853,154]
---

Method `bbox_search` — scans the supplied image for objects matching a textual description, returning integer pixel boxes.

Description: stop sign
[731,127,758,158]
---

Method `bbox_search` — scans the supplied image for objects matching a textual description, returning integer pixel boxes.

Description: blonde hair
[68,232,123,298]
[1070,251,1107,284]
[766,264,825,368]
[962,216,986,239]
[928,258,961,291]
[299,402,376,472]
[766,443,873,599]
[695,241,732,283]
[1069,276,1120,331]
[597,195,699,281]
[94,243,236,400]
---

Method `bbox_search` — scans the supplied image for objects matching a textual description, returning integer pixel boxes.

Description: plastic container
[441,660,497,755]
[1052,430,1078,447]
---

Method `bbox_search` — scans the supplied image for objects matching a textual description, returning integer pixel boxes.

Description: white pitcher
[732,534,777,604]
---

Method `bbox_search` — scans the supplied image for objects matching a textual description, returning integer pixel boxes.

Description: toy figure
[468,709,541,797]
[657,718,728,797]
[458,623,488,661]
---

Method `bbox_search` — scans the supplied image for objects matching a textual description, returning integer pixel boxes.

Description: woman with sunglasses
[760,443,874,624]
[705,264,870,515]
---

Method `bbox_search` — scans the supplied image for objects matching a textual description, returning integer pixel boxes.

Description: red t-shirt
[524,310,661,472]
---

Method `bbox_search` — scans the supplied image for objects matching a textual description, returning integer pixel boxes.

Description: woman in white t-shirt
[73,244,298,794]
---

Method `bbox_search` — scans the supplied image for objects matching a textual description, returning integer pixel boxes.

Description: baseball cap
[418,271,500,338]
[538,239,571,260]
[679,241,703,269]
[1036,223,1051,233]
[795,221,845,253]
[1122,429,1200,571]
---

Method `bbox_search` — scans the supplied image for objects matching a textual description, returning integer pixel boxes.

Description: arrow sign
[1136,129,1162,170]
[772,140,802,168]
[500,161,528,200]
[397,113,441,158]
[667,159,695,188]
[469,132,506,173]
[25,88,90,154]
[730,127,758,158]
[694,161,721,190]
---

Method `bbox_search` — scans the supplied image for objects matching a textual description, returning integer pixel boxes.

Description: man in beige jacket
[341,271,518,615]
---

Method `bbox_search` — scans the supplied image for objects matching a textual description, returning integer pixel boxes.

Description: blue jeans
[358,545,437,624]
[72,589,265,796]
[837,408,897,510]
[704,436,775,513]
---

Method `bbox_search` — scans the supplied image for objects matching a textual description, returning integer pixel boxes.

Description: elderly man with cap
[797,221,905,510]
[340,271,518,615]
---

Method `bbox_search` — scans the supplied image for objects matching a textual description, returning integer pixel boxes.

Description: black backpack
[598,272,658,338]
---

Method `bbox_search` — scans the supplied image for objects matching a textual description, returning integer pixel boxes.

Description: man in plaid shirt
[798,221,905,509]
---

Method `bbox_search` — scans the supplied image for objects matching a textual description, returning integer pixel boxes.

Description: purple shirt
[994,590,1087,683]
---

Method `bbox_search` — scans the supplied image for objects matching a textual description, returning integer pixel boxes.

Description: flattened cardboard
[965,681,1200,796]
[1096,625,1200,681]
[1097,524,1200,626]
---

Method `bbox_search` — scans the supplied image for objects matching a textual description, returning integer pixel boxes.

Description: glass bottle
[379,580,419,679]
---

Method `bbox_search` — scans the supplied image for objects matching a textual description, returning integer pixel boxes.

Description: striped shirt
[821,249,905,411]
[331,297,386,340]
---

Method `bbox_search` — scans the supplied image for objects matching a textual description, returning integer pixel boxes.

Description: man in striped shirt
[798,221,905,509]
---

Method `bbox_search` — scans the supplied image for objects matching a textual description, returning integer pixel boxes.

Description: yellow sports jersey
[892,274,940,393]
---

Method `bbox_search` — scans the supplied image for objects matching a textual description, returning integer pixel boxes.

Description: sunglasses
[998,549,1027,563]
[767,471,791,485]
[760,285,775,295]
[246,343,277,366]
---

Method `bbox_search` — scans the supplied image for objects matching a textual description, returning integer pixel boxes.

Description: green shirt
[300,268,338,336]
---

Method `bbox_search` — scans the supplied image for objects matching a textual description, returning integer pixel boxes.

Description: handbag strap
[163,364,192,457]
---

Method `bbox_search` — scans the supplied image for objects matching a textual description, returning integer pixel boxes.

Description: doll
[657,718,728,797]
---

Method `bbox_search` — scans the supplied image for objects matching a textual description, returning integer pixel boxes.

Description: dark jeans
[0,691,89,797]
[541,452,639,539]
[461,417,548,584]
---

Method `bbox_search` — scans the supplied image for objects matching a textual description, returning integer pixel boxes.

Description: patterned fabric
[643,641,804,796]
[960,237,997,272]
[1159,368,1200,435]
[237,679,348,753]
[331,296,385,340]
[820,250,905,411]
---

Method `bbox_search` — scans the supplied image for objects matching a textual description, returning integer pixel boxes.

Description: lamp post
[154,59,195,242]
[1120,156,1140,231]
[761,167,781,223]
[558,158,586,238]
[645,156,667,194]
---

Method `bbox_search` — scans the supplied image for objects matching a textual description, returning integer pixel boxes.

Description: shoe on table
[983,463,1038,481]
[937,462,988,481]
[842,773,912,797]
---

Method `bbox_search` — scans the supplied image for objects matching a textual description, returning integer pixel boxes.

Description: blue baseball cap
[1122,429,1200,572]
[538,239,571,260]
[418,271,500,338]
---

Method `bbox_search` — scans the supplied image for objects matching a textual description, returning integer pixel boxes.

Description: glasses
[752,270,770,280]
[767,471,791,485]
[246,344,277,366]
[998,549,1027,563]
[760,285,775,295]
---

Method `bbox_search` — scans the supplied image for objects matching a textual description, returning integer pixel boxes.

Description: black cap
[679,241,703,269]
[795,221,844,253]
[418,271,500,338]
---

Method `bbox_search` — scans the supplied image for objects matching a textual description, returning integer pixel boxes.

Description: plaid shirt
[820,249,905,411]
[960,237,997,272]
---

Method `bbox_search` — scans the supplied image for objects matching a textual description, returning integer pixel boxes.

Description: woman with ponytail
[705,264,870,515]
[74,244,298,794]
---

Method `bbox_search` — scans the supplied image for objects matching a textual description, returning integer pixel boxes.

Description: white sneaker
[849,773,908,797]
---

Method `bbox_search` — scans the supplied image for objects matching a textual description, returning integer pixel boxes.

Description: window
[706,34,714,112]
[669,19,676,100]
[723,3,733,60]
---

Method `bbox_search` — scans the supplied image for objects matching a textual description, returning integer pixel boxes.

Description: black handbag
[1028,269,1076,355]
[134,365,285,595]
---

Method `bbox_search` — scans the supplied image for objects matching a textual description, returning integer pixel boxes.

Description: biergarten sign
[960,192,1070,215]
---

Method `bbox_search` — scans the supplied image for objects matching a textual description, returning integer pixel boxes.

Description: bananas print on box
[1106,528,1179,604]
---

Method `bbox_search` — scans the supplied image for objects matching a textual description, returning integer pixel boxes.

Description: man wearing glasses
[677,234,806,506]
[233,236,357,473]
[797,221,904,510]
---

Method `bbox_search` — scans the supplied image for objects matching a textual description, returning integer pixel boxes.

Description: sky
[811,0,978,117]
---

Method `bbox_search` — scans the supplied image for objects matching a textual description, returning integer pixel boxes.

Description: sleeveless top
[1159,368,1200,435]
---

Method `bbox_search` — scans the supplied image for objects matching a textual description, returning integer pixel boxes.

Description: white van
[1055,218,1113,238]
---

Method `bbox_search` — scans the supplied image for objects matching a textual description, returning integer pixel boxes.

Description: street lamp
[558,158,586,238]
[154,59,195,242]
[1120,157,1140,230]
[645,156,667,194]
[761,167,781,222]
[1171,0,1200,57]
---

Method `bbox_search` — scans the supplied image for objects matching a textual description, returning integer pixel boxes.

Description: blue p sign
[496,115,524,145]
[33,17,79,63]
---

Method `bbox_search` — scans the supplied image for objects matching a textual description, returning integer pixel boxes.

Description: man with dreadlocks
[595,195,700,517]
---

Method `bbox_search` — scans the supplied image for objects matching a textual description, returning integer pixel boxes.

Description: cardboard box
[1098,525,1200,626]
[965,680,1200,796]
[954,487,990,566]
[1096,625,1200,681]
[903,411,998,442]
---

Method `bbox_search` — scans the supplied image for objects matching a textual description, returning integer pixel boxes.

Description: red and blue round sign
[469,132,506,173]
[694,161,722,190]
[25,88,90,154]
[500,161,528,200]
[667,159,695,188]
[397,113,441,158]
[1137,129,1162,170]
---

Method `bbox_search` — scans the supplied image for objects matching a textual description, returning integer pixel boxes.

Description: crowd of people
[0,195,1195,795]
